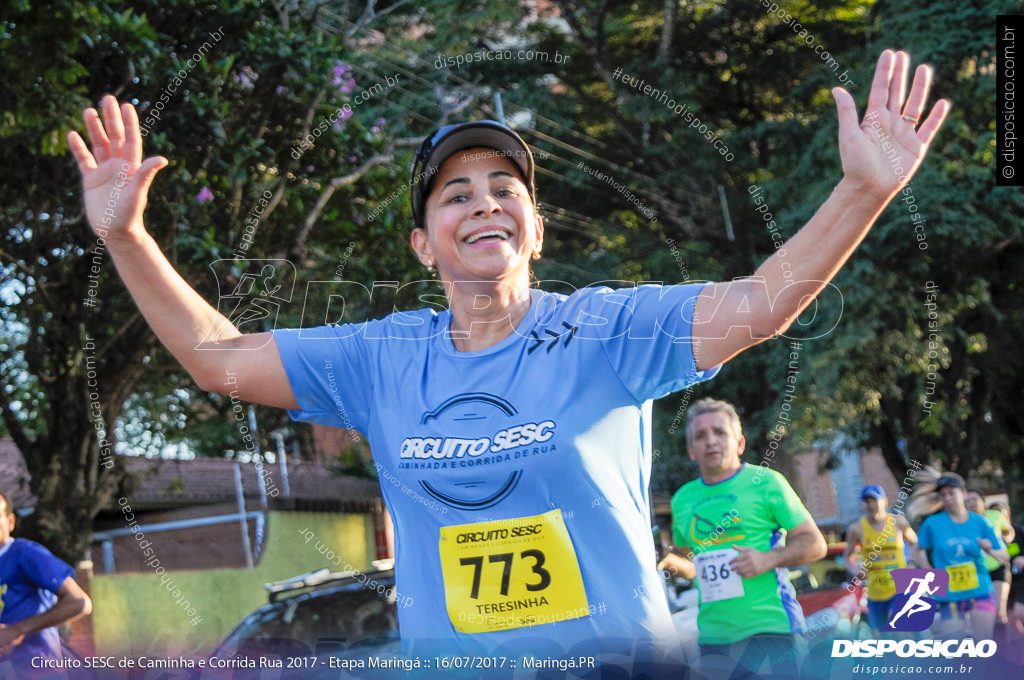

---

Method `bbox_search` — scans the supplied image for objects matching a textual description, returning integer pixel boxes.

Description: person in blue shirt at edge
[914,473,1010,641]
[0,491,93,674]
[67,50,947,675]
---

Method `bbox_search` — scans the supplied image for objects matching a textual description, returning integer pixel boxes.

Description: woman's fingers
[66,130,98,174]
[75,95,154,175]
[917,98,951,147]
[122,102,143,169]
[101,95,126,159]
[865,50,896,114]
[900,61,949,146]
[831,86,861,137]
[886,51,910,115]
[901,64,934,124]
[83,106,111,164]
[136,156,170,196]
[859,51,948,148]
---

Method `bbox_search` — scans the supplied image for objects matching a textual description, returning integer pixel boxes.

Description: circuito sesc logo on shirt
[884,568,949,632]
[399,393,561,511]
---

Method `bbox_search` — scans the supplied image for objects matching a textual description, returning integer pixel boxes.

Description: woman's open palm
[67,95,168,238]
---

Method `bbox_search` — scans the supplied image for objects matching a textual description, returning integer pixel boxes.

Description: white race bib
[693,548,744,603]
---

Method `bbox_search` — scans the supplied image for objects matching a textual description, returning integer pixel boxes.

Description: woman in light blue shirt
[916,473,1009,639]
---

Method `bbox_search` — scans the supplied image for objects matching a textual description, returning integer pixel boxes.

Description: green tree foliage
[530,0,1022,501]
[2,0,1021,566]
[537,0,877,493]
[0,0,465,561]
[768,0,1024,501]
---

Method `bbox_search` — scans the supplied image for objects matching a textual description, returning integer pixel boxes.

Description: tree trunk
[658,0,678,59]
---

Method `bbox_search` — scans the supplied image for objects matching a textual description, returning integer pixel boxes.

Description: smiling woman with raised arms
[68,50,947,675]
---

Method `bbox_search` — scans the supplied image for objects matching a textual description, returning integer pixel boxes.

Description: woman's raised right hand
[67,95,169,240]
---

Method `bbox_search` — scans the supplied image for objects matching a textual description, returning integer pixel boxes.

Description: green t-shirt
[670,463,811,645]
[983,509,1010,572]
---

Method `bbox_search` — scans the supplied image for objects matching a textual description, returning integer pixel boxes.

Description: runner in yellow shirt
[843,485,918,634]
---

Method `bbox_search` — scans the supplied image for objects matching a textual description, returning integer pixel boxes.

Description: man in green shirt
[658,398,826,679]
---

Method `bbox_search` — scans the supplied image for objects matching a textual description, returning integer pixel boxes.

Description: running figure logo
[884,568,948,632]
[204,259,296,337]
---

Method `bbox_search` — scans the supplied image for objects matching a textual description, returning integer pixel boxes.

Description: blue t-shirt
[273,284,718,657]
[0,538,74,660]
[917,511,1003,601]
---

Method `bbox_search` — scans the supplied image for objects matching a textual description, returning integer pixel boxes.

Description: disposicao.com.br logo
[831,568,996,659]
[831,638,996,659]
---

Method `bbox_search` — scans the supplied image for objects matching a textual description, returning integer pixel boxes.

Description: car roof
[265,562,394,603]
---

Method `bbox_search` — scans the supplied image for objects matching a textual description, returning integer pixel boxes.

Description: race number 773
[459,550,551,598]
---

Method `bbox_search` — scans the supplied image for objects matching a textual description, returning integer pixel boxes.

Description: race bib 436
[693,548,744,604]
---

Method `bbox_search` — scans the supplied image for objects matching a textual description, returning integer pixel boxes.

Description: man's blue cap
[861,484,886,500]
